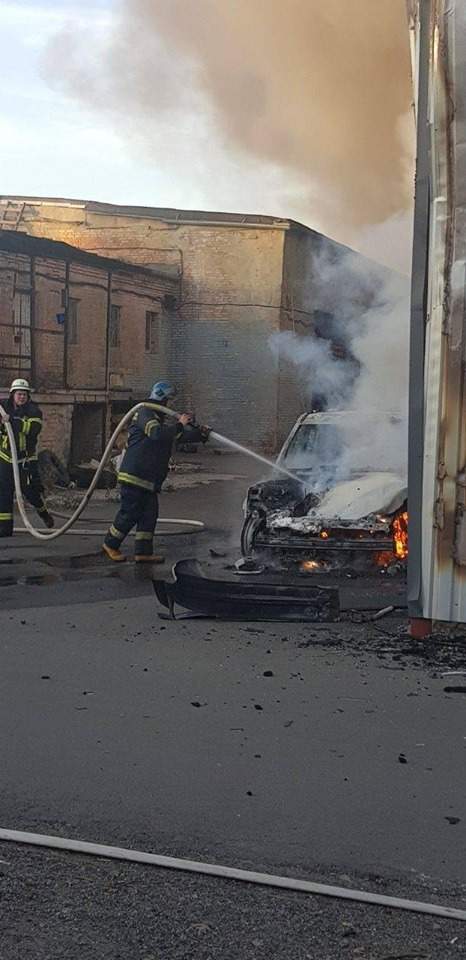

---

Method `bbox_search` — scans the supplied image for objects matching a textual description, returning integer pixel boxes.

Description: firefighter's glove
[200,425,212,443]
[178,413,193,427]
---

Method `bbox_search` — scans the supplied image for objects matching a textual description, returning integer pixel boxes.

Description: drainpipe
[63,260,70,390]
[104,270,113,456]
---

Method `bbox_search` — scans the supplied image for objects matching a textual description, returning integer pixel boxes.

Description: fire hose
[0,402,205,541]
[1,827,465,921]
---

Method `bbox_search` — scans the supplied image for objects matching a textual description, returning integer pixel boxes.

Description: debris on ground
[234,558,265,574]
[373,605,395,620]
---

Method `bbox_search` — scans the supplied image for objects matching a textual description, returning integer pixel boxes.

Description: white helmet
[9,378,31,394]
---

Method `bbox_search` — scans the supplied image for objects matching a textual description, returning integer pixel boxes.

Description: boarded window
[109,305,121,348]
[13,291,31,340]
[13,291,32,363]
[145,311,159,354]
[68,299,79,345]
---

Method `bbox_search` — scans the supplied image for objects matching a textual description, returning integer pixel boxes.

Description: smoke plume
[270,252,410,485]
[43,0,414,264]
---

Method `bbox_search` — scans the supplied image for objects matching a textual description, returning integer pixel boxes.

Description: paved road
[1,598,464,882]
[1,596,466,958]
[1,458,465,957]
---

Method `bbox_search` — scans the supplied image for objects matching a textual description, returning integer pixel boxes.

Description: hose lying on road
[0,402,205,542]
[13,524,204,536]
[13,520,204,536]
[50,513,204,528]
[1,828,465,921]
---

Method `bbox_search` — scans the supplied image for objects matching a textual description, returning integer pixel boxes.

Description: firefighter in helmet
[103,381,210,563]
[0,379,54,536]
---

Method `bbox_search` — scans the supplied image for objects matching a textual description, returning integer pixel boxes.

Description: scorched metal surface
[152,558,340,621]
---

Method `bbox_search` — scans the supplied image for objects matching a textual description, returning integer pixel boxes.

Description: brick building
[0,230,179,463]
[0,197,393,452]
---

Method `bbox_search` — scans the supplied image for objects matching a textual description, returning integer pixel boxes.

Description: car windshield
[282,424,343,470]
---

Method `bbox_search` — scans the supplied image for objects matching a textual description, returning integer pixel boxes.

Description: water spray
[208,432,299,483]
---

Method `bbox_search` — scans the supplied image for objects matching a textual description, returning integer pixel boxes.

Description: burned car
[241,411,408,573]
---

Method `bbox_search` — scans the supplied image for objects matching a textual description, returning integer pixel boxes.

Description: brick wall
[10,203,288,450]
[0,233,180,463]
[34,256,66,390]
[67,262,108,390]
[169,316,281,451]
[5,201,399,453]
[107,269,174,399]
[37,400,74,463]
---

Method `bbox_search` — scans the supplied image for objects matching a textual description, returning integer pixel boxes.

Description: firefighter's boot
[102,543,126,563]
[39,509,54,529]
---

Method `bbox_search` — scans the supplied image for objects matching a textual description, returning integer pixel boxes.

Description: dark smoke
[43,1,413,255]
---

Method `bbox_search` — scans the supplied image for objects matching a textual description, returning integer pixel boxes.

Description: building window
[145,311,159,354]
[109,305,121,348]
[68,299,79,345]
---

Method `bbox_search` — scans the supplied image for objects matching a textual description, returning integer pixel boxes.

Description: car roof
[297,411,405,425]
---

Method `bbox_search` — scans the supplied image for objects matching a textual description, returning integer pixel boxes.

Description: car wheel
[241,512,264,557]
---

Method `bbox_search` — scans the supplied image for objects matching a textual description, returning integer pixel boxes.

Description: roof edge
[0,194,303,230]
[0,228,178,286]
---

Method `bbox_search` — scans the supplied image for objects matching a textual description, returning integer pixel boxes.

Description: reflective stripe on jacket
[118,405,183,493]
[0,398,43,464]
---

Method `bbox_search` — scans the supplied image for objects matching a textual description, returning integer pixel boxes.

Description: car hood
[312,472,407,522]
[268,472,407,534]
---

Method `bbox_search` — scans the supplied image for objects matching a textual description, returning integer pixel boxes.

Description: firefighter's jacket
[118,405,206,494]
[0,398,43,465]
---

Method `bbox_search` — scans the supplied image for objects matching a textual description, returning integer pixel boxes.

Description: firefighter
[103,381,210,563]
[0,378,54,537]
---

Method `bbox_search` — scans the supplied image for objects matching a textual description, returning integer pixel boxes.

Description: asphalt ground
[1,452,465,958]
[2,840,465,960]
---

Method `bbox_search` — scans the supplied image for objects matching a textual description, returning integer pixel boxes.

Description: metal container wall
[408,0,466,622]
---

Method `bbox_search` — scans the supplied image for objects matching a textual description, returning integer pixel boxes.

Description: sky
[0,1,138,200]
[0,0,414,271]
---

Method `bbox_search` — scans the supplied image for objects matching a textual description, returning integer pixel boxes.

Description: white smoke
[270,332,354,408]
[271,246,410,486]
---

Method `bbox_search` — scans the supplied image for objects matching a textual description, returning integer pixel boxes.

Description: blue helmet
[150,380,176,402]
